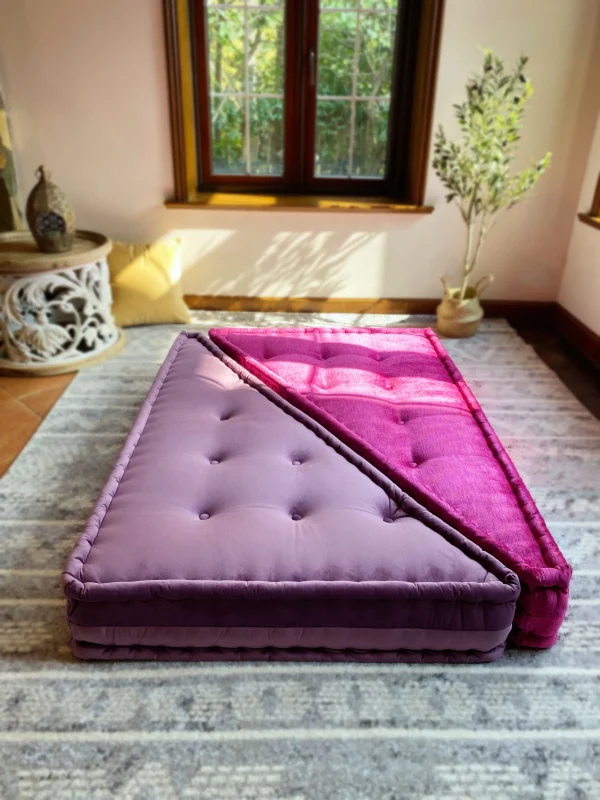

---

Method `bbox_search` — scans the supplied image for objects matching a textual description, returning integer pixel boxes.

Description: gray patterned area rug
[0,312,599,800]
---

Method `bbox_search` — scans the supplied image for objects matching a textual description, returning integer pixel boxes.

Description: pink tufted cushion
[63,332,519,662]
[210,327,572,648]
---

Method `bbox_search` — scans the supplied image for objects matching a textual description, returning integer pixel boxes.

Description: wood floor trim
[184,294,555,320]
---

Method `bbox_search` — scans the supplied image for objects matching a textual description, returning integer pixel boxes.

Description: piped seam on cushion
[68,621,515,631]
[70,641,507,663]
[65,580,519,602]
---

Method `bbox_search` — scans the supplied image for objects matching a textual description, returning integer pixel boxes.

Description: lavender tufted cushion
[63,332,519,662]
[210,326,572,648]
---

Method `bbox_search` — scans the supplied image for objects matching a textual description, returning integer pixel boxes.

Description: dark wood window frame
[578,172,600,231]
[164,0,444,212]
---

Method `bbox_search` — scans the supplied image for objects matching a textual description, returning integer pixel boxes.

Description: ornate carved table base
[0,231,123,375]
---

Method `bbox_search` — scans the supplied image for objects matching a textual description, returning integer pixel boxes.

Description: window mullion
[348,2,362,178]
[243,0,251,175]
[299,0,320,188]
[192,0,213,188]
[282,0,304,187]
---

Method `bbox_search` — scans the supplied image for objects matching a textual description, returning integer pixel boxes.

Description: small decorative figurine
[26,165,75,253]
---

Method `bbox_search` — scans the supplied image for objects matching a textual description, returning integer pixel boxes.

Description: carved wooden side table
[0,230,124,375]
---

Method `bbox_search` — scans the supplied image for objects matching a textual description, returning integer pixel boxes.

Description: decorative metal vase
[26,165,75,253]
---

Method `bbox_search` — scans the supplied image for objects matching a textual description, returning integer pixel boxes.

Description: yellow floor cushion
[109,238,191,327]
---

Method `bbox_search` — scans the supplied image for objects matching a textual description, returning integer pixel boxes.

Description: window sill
[165,193,434,214]
[578,213,600,231]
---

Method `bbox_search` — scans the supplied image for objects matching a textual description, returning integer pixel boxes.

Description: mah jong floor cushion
[63,331,519,663]
[210,327,572,648]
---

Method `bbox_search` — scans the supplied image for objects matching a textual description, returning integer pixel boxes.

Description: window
[164,0,445,209]
[578,172,600,231]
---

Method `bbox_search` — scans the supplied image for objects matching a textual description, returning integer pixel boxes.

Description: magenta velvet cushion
[63,331,519,662]
[210,326,572,648]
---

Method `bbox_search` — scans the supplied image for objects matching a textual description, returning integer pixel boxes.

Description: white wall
[558,112,600,335]
[0,0,598,300]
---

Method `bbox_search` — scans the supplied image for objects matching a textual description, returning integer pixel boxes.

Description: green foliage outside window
[207,1,398,179]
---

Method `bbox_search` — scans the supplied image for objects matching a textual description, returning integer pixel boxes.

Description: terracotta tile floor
[0,373,75,477]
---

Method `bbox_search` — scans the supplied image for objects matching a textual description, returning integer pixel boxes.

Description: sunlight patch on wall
[161,229,235,276]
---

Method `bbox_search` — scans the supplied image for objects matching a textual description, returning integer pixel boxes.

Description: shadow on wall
[77,199,445,300]
[176,227,379,298]
[72,196,382,299]
[168,212,445,301]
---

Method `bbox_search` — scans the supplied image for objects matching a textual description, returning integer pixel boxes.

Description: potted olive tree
[433,50,551,337]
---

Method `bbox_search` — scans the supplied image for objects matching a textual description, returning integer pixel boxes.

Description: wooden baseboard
[185,295,437,314]
[184,294,554,321]
[554,304,600,368]
[478,300,555,322]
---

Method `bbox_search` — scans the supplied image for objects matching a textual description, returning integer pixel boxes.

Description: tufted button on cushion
[199,513,210,520]
[409,461,418,468]
[291,513,302,521]
[383,517,394,523]
[210,459,220,465]
[292,460,302,466]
